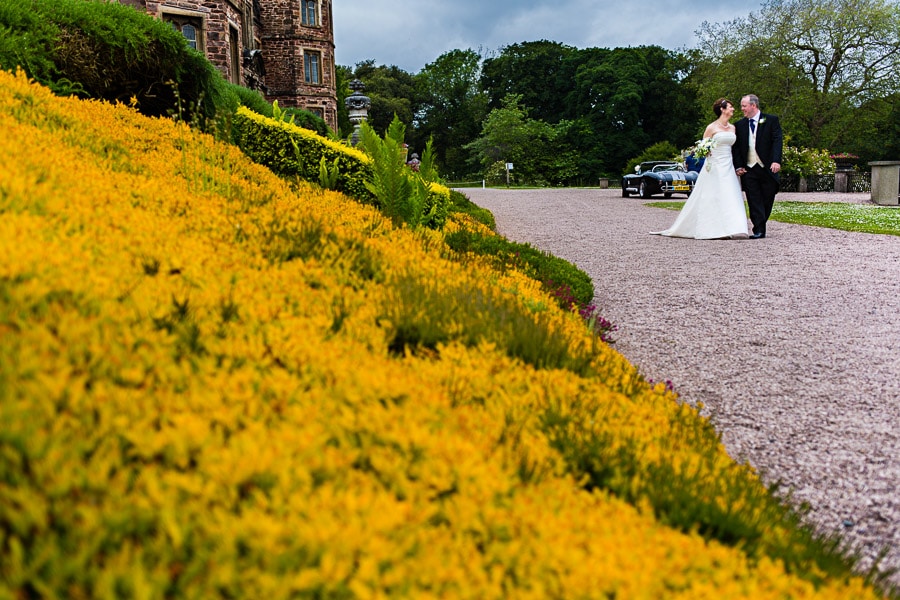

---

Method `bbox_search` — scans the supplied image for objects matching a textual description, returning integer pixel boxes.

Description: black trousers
[743,164,779,235]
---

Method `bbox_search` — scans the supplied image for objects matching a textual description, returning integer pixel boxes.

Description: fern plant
[271,99,294,124]
[318,155,341,190]
[359,116,422,227]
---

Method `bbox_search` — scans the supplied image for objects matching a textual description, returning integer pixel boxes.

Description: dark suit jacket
[732,113,784,182]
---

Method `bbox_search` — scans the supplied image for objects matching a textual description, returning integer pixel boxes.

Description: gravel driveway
[463,187,900,589]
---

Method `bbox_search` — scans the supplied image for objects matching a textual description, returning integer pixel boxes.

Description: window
[301,0,318,26]
[164,14,204,51]
[304,51,321,84]
[229,25,241,84]
[241,1,254,48]
[181,24,198,49]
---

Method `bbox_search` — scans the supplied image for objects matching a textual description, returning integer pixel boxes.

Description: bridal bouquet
[691,137,717,159]
[691,138,717,171]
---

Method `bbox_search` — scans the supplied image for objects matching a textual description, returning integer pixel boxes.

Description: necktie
[747,119,761,167]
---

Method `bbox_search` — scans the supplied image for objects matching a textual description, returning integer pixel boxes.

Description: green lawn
[645,201,900,236]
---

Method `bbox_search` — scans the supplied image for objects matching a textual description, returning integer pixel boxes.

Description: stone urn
[832,156,858,172]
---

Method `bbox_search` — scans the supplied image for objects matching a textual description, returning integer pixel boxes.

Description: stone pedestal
[869,161,900,206]
[834,171,850,193]
[345,79,370,146]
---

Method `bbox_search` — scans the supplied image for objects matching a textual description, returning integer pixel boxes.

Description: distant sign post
[506,162,513,187]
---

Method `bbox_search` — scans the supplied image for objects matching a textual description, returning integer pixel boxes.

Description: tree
[844,93,900,163]
[414,49,489,178]
[348,60,420,136]
[480,40,578,124]
[693,0,900,148]
[563,46,701,177]
[464,94,578,185]
[334,64,354,138]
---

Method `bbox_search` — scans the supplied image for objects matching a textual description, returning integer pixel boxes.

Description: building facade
[119,0,338,130]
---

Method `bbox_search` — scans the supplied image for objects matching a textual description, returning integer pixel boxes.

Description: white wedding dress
[650,131,749,239]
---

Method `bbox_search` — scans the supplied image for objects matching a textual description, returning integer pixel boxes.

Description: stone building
[118,0,338,131]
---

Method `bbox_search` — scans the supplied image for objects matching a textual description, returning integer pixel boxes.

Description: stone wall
[260,0,337,128]
[119,0,337,130]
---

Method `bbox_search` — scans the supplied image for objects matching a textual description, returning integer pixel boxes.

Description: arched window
[181,24,198,50]
[163,14,204,52]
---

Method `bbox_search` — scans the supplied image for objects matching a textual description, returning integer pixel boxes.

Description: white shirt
[747,115,761,166]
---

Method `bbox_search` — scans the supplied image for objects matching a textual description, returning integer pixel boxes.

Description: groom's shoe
[749,232,765,239]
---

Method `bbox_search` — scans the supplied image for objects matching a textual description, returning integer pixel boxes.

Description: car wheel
[639,181,651,199]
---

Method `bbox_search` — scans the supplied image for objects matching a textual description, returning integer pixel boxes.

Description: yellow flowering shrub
[0,69,885,598]
[232,107,452,229]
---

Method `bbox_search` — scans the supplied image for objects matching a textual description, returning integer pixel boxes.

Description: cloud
[333,0,757,72]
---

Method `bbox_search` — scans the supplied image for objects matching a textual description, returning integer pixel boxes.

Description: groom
[733,94,783,239]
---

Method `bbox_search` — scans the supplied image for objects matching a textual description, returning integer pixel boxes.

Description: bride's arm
[702,123,716,138]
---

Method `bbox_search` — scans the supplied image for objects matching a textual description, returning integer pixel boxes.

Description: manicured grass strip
[770,202,900,235]
[646,201,900,236]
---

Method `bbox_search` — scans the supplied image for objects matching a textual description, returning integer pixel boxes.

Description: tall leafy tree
[564,46,701,177]
[335,64,353,139]
[480,40,578,124]
[464,94,578,185]
[348,60,420,136]
[692,0,900,148]
[414,49,489,178]
[843,93,900,163]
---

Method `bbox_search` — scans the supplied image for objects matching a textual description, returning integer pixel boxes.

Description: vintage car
[621,161,698,198]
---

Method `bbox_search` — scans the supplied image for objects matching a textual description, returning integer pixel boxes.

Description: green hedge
[448,189,496,230]
[227,83,274,119]
[280,106,330,137]
[0,0,231,121]
[233,108,452,229]
[443,225,595,307]
[233,107,375,202]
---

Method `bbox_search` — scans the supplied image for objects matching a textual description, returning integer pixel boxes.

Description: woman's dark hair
[713,98,731,117]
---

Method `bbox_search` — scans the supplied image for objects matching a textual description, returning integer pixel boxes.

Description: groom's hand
[770,162,781,174]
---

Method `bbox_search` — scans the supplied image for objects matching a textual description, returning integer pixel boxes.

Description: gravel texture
[463,187,900,589]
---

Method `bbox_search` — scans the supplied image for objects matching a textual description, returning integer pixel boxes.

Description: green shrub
[448,189,496,230]
[407,135,450,230]
[443,226,594,308]
[233,106,375,202]
[624,141,680,176]
[0,0,230,123]
[543,402,870,588]
[0,2,58,88]
[357,117,405,220]
[281,106,330,137]
[235,109,451,229]
[380,269,598,375]
[485,160,512,186]
[781,146,835,176]
[358,117,450,229]
[227,82,273,118]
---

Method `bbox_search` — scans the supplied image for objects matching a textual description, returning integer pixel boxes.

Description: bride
[650,98,749,239]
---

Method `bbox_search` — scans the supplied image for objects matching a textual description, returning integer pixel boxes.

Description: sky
[333,0,760,74]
